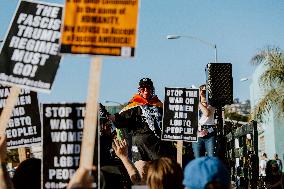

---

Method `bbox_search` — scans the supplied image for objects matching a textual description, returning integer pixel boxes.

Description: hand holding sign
[198,130,209,137]
[67,166,96,189]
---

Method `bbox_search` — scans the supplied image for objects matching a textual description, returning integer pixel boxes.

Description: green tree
[224,108,249,122]
[250,46,284,121]
[7,149,19,163]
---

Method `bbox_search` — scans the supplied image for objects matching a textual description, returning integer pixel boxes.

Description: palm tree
[250,46,284,121]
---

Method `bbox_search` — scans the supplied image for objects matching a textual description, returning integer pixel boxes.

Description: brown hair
[147,157,183,189]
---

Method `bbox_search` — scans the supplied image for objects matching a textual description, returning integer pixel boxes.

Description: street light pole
[240,77,255,119]
[166,34,218,63]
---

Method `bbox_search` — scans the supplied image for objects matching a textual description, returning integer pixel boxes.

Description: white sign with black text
[0,0,62,92]
[0,85,41,148]
[162,87,199,142]
[42,103,87,189]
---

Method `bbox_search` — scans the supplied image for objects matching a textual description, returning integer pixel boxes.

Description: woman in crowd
[147,157,183,189]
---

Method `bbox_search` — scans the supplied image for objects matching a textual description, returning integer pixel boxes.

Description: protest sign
[0,0,63,92]
[162,87,199,142]
[0,85,41,149]
[60,0,139,57]
[42,103,98,189]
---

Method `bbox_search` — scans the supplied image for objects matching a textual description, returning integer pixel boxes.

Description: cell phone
[116,128,123,141]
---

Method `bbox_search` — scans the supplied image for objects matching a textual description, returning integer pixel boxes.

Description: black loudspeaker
[206,63,233,107]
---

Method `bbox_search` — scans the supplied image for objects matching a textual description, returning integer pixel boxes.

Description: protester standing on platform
[109,78,174,182]
[192,84,216,158]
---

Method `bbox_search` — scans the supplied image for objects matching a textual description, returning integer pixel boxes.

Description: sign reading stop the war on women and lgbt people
[0,0,63,92]
[0,85,41,149]
[42,103,98,189]
[60,0,139,57]
[162,88,199,142]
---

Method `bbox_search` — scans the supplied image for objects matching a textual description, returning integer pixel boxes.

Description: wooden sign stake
[79,57,102,168]
[18,147,27,162]
[176,141,183,167]
[0,86,26,162]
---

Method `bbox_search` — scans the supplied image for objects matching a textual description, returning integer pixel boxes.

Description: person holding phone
[192,84,216,158]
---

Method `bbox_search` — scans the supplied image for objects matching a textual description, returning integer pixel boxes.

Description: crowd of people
[0,77,283,189]
[66,78,231,189]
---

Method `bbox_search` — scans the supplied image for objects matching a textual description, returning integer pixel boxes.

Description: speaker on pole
[206,63,233,107]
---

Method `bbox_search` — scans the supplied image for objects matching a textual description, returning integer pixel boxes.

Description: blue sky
[0,0,284,105]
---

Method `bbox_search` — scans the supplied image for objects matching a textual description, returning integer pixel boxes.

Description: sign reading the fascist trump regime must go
[0,0,63,92]
[60,0,139,57]
[162,88,199,142]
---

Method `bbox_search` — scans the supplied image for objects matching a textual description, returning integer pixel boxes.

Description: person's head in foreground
[147,157,184,189]
[12,158,41,189]
[265,159,283,187]
[183,156,231,189]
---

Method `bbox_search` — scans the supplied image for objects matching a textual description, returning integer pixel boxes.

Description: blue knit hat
[183,157,230,189]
